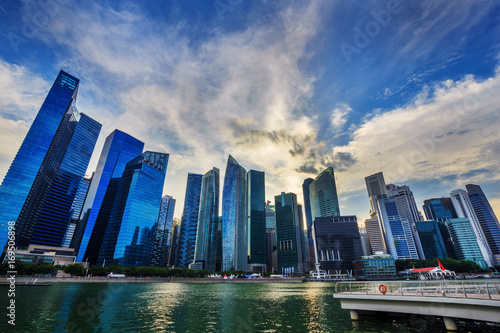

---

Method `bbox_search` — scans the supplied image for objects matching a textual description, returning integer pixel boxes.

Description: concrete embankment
[0,277,304,284]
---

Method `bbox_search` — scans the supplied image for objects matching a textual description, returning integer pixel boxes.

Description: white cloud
[330,103,352,131]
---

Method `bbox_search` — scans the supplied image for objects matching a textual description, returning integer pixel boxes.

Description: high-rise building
[190,168,219,272]
[0,70,101,251]
[151,195,176,267]
[275,192,306,274]
[466,184,500,266]
[385,184,425,259]
[76,130,144,263]
[302,178,315,271]
[376,194,419,260]
[62,177,92,248]
[97,152,169,266]
[266,228,277,272]
[222,155,247,271]
[308,167,340,220]
[247,170,267,272]
[313,216,363,272]
[364,216,386,254]
[423,198,457,222]
[167,221,181,268]
[358,227,371,256]
[445,218,489,270]
[265,201,276,229]
[450,189,494,267]
[365,172,387,213]
[177,173,203,267]
[415,220,448,260]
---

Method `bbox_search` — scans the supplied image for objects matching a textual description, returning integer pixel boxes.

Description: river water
[1,282,499,332]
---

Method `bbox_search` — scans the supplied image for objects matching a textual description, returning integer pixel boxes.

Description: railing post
[349,282,352,294]
[462,281,467,298]
[487,282,491,300]
[400,282,403,296]
[420,281,423,296]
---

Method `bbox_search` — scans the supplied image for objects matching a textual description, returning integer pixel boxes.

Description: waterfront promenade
[334,280,500,331]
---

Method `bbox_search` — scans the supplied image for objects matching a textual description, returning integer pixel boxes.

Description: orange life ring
[379,284,387,294]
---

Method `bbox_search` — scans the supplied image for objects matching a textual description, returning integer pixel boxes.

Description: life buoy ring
[379,284,387,294]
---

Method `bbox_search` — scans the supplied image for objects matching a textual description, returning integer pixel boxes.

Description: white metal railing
[335,281,500,300]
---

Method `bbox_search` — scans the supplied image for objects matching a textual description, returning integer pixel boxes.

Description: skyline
[1,1,500,221]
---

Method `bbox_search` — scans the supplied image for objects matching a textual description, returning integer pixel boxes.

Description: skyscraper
[222,155,247,271]
[308,167,340,220]
[445,218,489,270]
[62,176,92,248]
[302,178,315,270]
[151,195,176,267]
[0,70,101,250]
[415,220,448,260]
[247,170,267,272]
[167,221,181,267]
[97,151,169,266]
[178,173,203,268]
[190,168,219,272]
[423,198,457,222]
[450,189,494,267]
[275,192,306,274]
[364,216,386,254]
[76,130,144,263]
[466,184,500,266]
[313,216,363,272]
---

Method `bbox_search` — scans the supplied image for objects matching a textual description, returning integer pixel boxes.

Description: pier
[334,280,500,331]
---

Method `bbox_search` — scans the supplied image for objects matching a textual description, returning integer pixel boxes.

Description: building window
[279,240,292,251]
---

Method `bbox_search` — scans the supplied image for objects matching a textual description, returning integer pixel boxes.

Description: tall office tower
[275,192,306,274]
[376,195,419,259]
[302,178,315,270]
[62,177,92,248]
[365,172,387,213]
[216,216,223,272]
[298,204,309,272]
[177,173,203,267]
[265,201,276,228]
[313,216,363,272]
[466,184,500,266]
[266,228,277,272]
[0,70,101,250]
[309,167,341,220]
[247,170,266,272]
[445,218,489,270]
[76,130,144,263]
[358,227,371,256]
[364,216,386,254]
[450,189,494,267]
[97,152,169,266]
[190,168,219,271]
[167,222,181,267]
[151,195,176,267]
[385,184,425,259]
[222,155,247,271]
[423,198,457,222]
[415,220,448,260]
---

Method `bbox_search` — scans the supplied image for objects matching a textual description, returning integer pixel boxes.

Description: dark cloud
[295,164,319,174]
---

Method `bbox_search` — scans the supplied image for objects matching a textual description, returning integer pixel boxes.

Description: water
[1,282,499,332]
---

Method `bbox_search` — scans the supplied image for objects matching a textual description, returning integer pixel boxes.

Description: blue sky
[0,0,500,221]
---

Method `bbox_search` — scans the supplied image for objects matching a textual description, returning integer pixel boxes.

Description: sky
[0,0,499,223]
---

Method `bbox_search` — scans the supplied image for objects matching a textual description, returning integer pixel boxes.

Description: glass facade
[445,218,489,270]
[422,197,457,222]
[302,178,314,247]
[97,152,169,266]
[0,70,102,250]
[76,130,144,263]
[354,254,396,280]
[247,170,266,268]
[275,192,305,274]
[191,168,219,272]
[376,195,419,260]
[178,173,203,267]
[67,176,92,249]
[466,184,500,264]
[314,216,363,272]
[167,223,181,267]
[415,220,448,259]
[222,155,247,271]
[309,167,340,221]
[151,195,176,267]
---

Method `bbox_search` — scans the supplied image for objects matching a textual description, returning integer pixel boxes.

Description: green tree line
[395,258,486,273]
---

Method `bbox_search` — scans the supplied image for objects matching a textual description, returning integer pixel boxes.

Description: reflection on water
[1,282,499,332]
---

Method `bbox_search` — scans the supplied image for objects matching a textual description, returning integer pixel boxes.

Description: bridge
[334,280,500,331]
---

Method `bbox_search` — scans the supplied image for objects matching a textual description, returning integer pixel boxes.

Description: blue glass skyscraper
[423,198,457,222]
[151,195,176,267]
[97,152,168,266]
[302,178,315,270]
[309,167,341,221]
[222,155,247,271]
[446,218,489,270]
[0,70,101,250]
[466,184,500,266]
[247,170,267,272]
[415,220,448,260]
[76,130,144,263]
[190,168,219,272]
[178,173,203,267]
